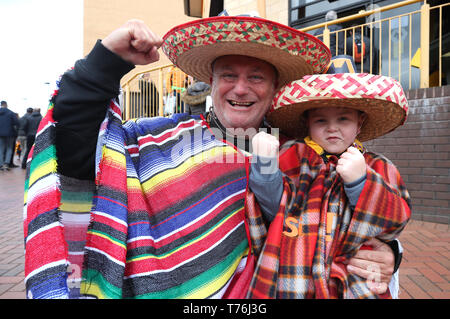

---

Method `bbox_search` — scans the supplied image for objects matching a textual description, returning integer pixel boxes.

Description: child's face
[307,107,365,154]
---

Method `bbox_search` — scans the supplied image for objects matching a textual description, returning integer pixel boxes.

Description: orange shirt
[166,66,188,94]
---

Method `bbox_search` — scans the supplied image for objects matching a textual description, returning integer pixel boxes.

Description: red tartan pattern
[247,141,411,299]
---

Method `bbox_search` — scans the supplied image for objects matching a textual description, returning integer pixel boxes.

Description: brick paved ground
[0,162,449,299]
[0,166,26,299]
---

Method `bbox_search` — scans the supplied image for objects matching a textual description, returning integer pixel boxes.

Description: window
[289,0,371,28]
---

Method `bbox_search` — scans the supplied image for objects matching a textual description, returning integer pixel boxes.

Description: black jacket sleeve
[53,40,135,180]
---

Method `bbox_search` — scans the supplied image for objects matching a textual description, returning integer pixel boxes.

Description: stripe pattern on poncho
[24,97,255,299]
[23,96,71,299]
[60,176,95,298]
[246,140,411,299]
[83,103,251,298]
[23,98,95,299]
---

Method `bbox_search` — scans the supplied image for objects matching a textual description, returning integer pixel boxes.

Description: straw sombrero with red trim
[162,16,331,88]
[268,73,409,141]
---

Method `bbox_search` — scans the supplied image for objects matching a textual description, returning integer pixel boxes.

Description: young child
[246,73,411,299]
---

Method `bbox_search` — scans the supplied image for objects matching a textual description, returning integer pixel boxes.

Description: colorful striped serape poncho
[23,97,256,299]
[246,139,411,299]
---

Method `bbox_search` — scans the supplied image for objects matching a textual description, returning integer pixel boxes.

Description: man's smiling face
[210,55,277,132]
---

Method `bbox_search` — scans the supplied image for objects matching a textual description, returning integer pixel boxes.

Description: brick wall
[364,85,450,224]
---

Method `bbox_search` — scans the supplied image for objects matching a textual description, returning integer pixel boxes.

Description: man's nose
[233,77,250,95]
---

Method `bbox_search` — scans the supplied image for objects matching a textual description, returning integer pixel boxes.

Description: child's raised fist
[251,131,279,158]
[336,146,366,184]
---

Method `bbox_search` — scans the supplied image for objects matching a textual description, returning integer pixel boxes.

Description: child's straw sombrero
[267,72,409,141]
[162,16,331,88]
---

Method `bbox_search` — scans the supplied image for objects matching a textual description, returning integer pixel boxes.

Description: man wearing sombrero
[248,71,411,298]
[23,17,397,299]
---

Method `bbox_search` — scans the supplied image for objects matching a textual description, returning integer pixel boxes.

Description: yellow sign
[411,48,421,68]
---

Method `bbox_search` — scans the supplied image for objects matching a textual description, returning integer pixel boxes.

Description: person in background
[21,108,42,169]
[6,112,20,168]
[18,108,33,166]
[313,10,345,56]
[345,25,377,74]
[181,78,211,116]
[165,65,189,113]
[0,101,19,171]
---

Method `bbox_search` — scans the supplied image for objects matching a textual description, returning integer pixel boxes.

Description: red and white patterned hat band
[268,73,409,141]
[162,16,331,87]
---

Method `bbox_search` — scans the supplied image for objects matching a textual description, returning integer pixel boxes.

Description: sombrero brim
[162,16,331,88]
[268,73,409,142]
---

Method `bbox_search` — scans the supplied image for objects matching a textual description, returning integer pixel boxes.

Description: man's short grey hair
[325,10,338,21]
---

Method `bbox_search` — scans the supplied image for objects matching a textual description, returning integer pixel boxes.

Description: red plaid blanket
[246,141,411,298]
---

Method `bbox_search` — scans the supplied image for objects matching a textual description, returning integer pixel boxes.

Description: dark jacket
[345,32,377,74]
[314,24,345,56]
[0,108,19,137]
[18,113,33,136]
[26,112,43,136]
[53,40,134,180]
[181,81,211,115]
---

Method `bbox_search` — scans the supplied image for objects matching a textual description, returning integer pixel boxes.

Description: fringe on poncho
[23,94,257,299]
[246,140,411,299]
